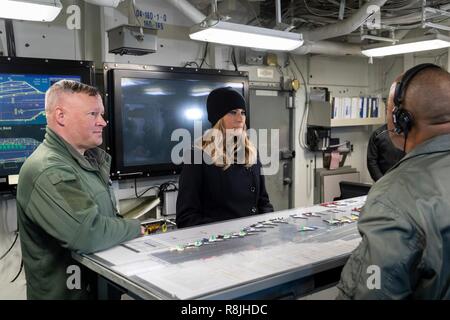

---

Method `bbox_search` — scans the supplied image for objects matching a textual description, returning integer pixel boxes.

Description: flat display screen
[0,57,94,189]
[0,73,81,177]
[107,67,248,177]
[120,77,243,167]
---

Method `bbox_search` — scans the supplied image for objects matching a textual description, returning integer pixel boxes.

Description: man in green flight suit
[337,64,450,299]
[16,80,144,300]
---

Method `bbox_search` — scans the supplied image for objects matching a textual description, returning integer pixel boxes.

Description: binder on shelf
[360,97,368,118]
[351,97,360,119]
[323,93,384,127]
[370,97,379,118]
[331,97,337,119]
[364,97,370,118]
[339,97,344,119]
[343,97,352,119]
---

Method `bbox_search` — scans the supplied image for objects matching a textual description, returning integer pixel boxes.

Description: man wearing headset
[337,64,450,299]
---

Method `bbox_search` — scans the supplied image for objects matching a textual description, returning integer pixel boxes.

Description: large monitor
[105,64,249,179]
[0,57,94,190]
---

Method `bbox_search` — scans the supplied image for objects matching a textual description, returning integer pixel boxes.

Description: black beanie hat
[206,87,246,125]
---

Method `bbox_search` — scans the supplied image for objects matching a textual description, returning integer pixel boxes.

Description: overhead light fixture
[0,0,62,22]
[189,20,303,51]
[362,33,450,57]
[84,0,123,8]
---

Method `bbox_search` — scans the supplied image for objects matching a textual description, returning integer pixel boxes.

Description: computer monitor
[0,57,94,190]
[105,64,249,179]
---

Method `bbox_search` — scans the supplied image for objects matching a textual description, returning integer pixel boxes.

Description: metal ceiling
[187,0,450,43]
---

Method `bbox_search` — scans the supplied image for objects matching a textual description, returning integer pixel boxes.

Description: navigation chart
[0,73,80,177]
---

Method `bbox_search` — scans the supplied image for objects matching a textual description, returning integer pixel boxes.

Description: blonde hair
[45,80,100,115]
[198,118,257,170]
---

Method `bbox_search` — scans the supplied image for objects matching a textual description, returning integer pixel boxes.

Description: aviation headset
[392,63,441,137]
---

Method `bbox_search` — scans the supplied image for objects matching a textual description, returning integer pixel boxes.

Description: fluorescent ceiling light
[0,0,62,22]
[190,20,303,51]
[84,0,123,8]
[362,34,450,57]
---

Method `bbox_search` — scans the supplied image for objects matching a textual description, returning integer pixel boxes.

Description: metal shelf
[308,99,386,128]
[331,115,386,127]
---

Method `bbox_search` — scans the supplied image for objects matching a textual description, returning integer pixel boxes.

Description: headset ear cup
[392,106,402,134]
[395,108,413,135]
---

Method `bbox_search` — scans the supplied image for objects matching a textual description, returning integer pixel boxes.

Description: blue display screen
[0,73,81,177]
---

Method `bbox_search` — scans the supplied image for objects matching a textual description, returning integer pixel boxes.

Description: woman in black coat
[176,87,274,228]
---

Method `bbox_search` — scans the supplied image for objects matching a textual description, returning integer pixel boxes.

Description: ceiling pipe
[293,40,364,56]
[275,0,282,25]
[382,3,450,25]
[300,0,388,42]
[395,29,411,41]
[166,0,206,24]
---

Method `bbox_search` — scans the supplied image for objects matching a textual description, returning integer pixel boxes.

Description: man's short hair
[45,80,100,113]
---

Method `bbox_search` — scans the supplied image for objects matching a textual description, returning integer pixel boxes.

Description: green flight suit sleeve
[336,199,424,299]
[25,166,141,254]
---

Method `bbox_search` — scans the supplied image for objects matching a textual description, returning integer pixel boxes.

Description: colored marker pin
[194,240,203,247]
[271,218,288,224]
[239,230,247,237]
[185,242,196,248]
[340,216,354,223]
[291,214,308,219]
[303,212,320,218]
[298,226,318,232]
[324,219,341,225]
[253,223,266,228]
